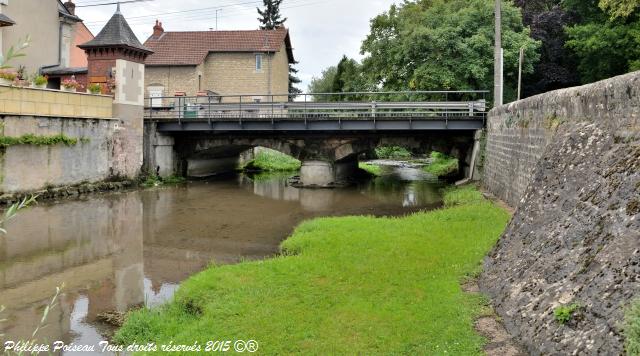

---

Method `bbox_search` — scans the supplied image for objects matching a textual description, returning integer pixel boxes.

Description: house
[143,22,294,103]
[0,0,93,88]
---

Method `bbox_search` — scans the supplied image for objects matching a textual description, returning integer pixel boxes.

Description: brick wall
[483,70,640,208]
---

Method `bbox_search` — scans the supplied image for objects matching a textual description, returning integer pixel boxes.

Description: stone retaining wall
[481,71,640,354]
[483,71,640,207]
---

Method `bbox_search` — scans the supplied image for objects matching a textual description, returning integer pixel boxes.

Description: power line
[76,0,154,8]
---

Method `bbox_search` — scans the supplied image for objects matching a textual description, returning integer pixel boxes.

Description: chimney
[153,20,164,38]
[64,0,76,16]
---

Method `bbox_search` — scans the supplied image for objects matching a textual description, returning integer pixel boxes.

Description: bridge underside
[145,122,482,187]
[153,117,484,132]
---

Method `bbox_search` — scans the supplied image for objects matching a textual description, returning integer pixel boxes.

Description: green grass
[115,186,510,355]
[626,299,640,355]
[424,151,460,177]
[244,149,301,172]
[359,162,382,176]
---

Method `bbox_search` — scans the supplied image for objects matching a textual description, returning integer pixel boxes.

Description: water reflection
[0,167,443,352]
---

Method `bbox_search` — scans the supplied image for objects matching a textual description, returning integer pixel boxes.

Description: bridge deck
[145,91,488,132]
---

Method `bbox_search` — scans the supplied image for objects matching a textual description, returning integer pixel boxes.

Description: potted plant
[32,74,48,89]
[61,76,80,92]
[88,83,102,95]
[0,69,17,86]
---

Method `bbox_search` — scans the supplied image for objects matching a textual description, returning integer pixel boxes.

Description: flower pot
[62,87,77,93]
[0,78,13,86]
[32,83,47,89]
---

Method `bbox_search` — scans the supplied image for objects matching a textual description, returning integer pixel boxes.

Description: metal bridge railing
[144,91,489,123]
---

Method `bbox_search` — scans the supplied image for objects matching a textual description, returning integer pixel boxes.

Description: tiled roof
[144,27,294,66]
[79,7,151,53]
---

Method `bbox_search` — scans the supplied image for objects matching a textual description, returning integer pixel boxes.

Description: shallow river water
[0,167,443,353]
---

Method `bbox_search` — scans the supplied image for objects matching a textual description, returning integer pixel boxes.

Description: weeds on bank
[244,149,301,172]
[358,162,382,176]
[424,151,459,177]
[626,299,640,355]
[142,174,187,188]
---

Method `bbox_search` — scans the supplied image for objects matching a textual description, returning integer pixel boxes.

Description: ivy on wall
[0,134,86,147]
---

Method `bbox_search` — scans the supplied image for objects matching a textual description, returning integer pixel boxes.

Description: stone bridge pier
[143,123,479,187]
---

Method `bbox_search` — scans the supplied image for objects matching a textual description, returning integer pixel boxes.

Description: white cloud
[75,0,399,91]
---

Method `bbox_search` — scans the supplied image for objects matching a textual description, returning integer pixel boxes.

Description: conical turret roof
[79,5,152,54]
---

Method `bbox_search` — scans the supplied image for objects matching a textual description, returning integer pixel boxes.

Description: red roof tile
[144,27,294,66]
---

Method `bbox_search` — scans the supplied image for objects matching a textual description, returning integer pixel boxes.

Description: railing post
[304,94,308,128]
[239,95,243,127]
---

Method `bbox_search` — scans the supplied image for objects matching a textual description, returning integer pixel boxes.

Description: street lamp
[494,0,503,106]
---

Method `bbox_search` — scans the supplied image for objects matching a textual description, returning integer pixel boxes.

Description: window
[255,54,263,72]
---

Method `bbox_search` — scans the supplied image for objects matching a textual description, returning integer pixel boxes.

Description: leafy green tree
[564,0,640,83]
[599,0,640,18]
[308,66,337,99]
[360,0,540,103]
[257,0,287,30]
[329,55,368,100]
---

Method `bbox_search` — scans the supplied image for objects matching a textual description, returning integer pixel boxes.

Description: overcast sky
[75,0,400,91]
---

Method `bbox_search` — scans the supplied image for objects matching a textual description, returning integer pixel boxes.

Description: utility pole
[517,47,524,100]
[494,0,503,106]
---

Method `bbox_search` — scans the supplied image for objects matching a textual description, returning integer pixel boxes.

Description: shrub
[375,146,412,159]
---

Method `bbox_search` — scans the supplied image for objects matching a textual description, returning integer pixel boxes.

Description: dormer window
[255,54,263,72]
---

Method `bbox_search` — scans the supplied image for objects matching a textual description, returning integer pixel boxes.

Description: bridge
[145,91,488,132]
[143,91,489,187]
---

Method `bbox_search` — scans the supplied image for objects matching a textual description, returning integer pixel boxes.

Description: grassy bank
[115,186,510,354]
[244,149,301,172]
[424,151,459,177]
[359,162,382,176]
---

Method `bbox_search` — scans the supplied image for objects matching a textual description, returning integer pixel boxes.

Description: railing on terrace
[144,91,489,125]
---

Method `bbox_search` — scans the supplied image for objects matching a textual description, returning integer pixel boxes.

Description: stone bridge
[143,91,487,186]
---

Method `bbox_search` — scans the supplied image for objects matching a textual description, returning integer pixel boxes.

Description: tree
[599,0,640,18]
[257,0,287,30]
[308,66,337,99]
[289,62,303,97]
[360,0,540,103]
[514,0,580,97]
[257,0,301,99]
[564,0,640,83]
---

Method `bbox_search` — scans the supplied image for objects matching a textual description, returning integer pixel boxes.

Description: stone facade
[480,71,640,354]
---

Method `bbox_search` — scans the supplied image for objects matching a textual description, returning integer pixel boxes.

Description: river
[0,167,444,353]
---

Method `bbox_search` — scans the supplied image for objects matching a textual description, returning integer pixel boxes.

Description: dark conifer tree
[257,0,302,99]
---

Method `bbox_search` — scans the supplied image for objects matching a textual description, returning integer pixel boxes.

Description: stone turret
[79,5,152,179]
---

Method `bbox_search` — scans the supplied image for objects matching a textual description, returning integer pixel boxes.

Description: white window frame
[255,54,263,72]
